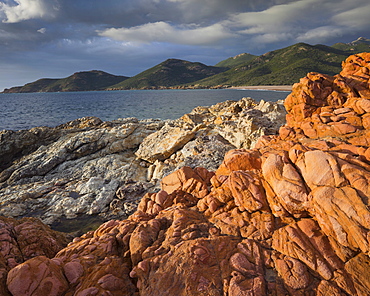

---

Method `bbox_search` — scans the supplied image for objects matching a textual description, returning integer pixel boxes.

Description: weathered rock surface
[0,97,285,229]
[0,216,69,296]
[0,117,164,228]
[2,52,370,295]
[138,97,286,181]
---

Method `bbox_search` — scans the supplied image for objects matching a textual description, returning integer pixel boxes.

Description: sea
[0,89,289,131]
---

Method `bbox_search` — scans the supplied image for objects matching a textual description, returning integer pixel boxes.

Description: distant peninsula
[2,70,129,93]
[2,37,370,93]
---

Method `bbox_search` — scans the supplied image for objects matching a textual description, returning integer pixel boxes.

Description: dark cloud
[57,0,275,27]
[0,0,369,91]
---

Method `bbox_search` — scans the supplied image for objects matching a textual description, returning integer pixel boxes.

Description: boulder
[7,256,68,296]
[0,216,69,295]
[135,123,197,163]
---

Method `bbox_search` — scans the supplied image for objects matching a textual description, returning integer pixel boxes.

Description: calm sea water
[0,89,289,131]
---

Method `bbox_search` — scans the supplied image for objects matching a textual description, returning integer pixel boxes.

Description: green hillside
[189,43,351,87]
[108,59,227,90]
[332,37,370,53]
[3,78,59,93]
[215,53,257,68]
[2,38,370,93]
[2,70,128,93]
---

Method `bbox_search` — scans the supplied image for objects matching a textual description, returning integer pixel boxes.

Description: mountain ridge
[2,70,129,93]
[107,58,227,90]
[190,42,351,87]
[2,38,370,93]
[214,52,257,68]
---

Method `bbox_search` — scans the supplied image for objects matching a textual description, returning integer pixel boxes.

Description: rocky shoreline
[0,97,286,233]
[1,52,370,295]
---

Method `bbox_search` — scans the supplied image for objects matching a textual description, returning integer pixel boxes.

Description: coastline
[230,85,292,91]
[1,84,294,93]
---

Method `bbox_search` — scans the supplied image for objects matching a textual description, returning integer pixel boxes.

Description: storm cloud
[0,0,369,90]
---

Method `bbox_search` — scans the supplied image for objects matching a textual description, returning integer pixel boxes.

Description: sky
[0,0,370,91]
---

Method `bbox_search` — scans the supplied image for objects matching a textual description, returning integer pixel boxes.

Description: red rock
[272,219,344,281]
[161,166,214,198]
[365,147,370,161]
[73,257,136,296]
[362,113,370,129]
[7,256,68,296]
[330,122,357,135]
[342,114,362,128]
[0,217,69,295]
[294,150,348,189]
[344,253,370,295]
[301,121,319,138]
[278,126,294,140]
[63,260,84,284]
[215,149,262,177]
[309,186,370,254]
[261,152,308,217]
[228,171,268,213]
[333,107,352,115]
[273,254,311,290]
[316,280,346,296]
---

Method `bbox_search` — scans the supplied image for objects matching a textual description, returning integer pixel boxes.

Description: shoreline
[1,85,294,93]
[230,85,292,91]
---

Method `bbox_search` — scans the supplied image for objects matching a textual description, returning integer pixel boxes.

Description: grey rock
[135,122,198,163]
[0,117,165,226]
[138,97,286,181]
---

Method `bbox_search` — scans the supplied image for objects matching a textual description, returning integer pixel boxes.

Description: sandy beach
[231,85,293,91]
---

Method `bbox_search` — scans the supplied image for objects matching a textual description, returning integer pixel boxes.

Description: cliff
[2,52,370,295]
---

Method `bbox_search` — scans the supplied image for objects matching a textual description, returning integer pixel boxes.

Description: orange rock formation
[0,217,69,296]
[3,53,370,295]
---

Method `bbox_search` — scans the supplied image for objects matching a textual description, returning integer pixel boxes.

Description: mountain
[2,38,370,93]
[189,42,351,87]
[214,53,256,68]
[2,78,59,93]
[2,70,129,93]
[332,37,370,53]
[108,58,227,90]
